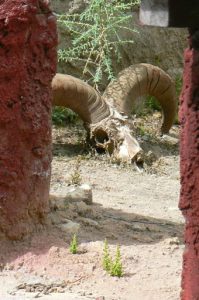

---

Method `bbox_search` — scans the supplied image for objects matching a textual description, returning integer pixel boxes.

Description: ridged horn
[52,73,110,124]
[103,63,177,134]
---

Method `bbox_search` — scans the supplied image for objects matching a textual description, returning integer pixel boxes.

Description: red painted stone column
[0,1,57,239]
[179,29,199,299]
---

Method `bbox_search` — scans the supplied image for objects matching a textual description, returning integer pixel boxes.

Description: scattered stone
[17,280,69,296]
[48,246,60,255]
[144,150,157,164]
[142,135,150,141]
[7,264,14,270]
[67,184,93,205]
[8,291,16,296]
[161,134,179,145]
[50,184,93,211]
[169,237,180,245]
[49,212,62,225]
[49,195,69,211]
[79,184,93,205]
[75,201,92,216]
[57,220,80,234]
[79,217,100,227]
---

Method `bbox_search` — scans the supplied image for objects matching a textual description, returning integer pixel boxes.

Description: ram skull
[52,64,177,163]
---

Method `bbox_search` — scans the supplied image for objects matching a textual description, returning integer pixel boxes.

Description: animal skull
[89,109,143,163]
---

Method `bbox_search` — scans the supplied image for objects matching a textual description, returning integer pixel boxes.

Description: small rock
[26,286,32,292]
[142,135,149,141]
[8,264,14,270]
[34,293,41,298]
[48,212,62,225]
[67,184,93,205]
[79,184,93,205]
[57,220,80,234]
[57,288,65,293]
[8,291,16,296]
[161,134,179,145]
[49,184,93,210]
[49,195,69,211]
[169,237,180,245]
[79,217,100,227]
[49,246,60,254]
[164,237,180,246]
[75,201,92,216]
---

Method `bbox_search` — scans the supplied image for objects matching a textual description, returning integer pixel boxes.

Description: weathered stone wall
[0,0,57,239]
[50,0,187,85]
[179,34,199,300]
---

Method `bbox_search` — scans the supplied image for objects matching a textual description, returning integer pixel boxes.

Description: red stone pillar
[0,1,57,239]
[179,29,199,299]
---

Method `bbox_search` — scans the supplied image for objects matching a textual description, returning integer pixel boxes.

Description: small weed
[102,240,123,277]
[52,107,78,126]
[174,74,182,125]
[174,113,179,125]
[69,234,78,254]
[137,125,146,136]
[145,95,161,111]
[175,74,183,98]
[110,245,123,277]
[102,239,112,272]
[154,54,162,66]
[70,157,82,185]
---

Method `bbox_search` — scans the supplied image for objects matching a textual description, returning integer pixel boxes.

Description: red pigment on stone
[179,34,199,300]
[0,0,57,239]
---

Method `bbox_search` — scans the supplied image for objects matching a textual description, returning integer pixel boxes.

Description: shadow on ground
[0,200,184,267]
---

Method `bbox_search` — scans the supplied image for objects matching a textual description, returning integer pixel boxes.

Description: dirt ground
[0,114,184,300]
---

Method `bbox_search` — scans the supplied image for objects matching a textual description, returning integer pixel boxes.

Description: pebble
[57,220,80,234]
[50,183,93,210]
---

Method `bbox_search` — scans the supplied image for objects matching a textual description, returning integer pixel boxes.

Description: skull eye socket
[94,129,115,155]
[95,129,109,144]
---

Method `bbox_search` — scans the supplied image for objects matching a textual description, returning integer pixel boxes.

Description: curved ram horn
[52,73,110,124]
[103,63,177,134]
[52,73,143,163]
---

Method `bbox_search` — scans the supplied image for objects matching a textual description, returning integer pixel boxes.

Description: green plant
[57,0,140,89]
[175,74,183,98]
[110,245,123,277]
[102,240,123,277]
[70,156,82,185]
[145,95,161,111]
[173,74,182,125]
[69,234,78,254]
[102,239,112,272]
[137,125,146,136]
[154,53,162,66]
[52,107,78,126]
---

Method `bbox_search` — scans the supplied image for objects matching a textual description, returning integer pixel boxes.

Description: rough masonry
[179,28,199,300]
[0,0,57,239]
